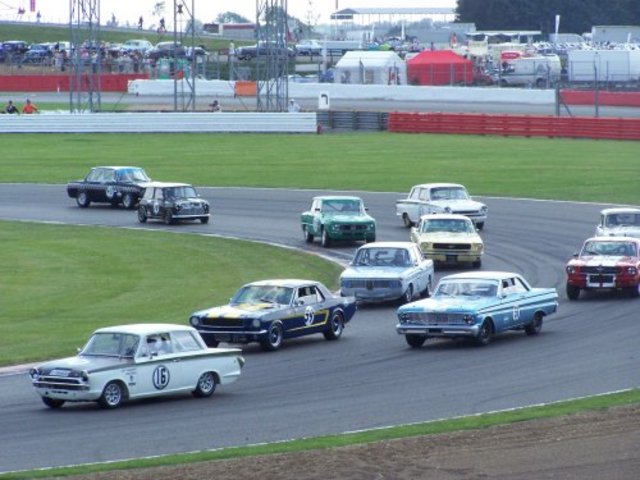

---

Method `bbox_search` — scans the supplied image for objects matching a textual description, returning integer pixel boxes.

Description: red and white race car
[565,236,640,300]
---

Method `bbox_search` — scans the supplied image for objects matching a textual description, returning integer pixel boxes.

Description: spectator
[138,16,144,30]
[5,100,19,114]
[209,99,221,112]
[22,99,39,114]
[287,98,301,112]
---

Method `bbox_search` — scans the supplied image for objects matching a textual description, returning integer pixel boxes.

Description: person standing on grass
[22,99,39,114]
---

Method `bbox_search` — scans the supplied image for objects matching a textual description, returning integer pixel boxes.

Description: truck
[567,49,640,84]
[396,183,488,230]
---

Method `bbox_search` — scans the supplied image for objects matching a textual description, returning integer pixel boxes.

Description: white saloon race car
[29,324,244,409]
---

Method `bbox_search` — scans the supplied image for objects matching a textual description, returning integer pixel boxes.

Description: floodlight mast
[256,0,290,112]
[69,0,101,112]
[173,0,196,111]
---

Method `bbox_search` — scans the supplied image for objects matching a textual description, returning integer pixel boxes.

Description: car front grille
[348,279,396,289]
[33,376,85,390]
[201,317,245,328]
[432,243,472,250]
[337,224,367,232]
[401,312,467,325]
[582,266,618,274]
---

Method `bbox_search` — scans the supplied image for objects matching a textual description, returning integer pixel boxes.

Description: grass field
[2,132,639,204]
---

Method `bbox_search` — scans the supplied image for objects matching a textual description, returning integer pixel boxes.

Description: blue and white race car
[396,271,558,348]
[189,279,357,351]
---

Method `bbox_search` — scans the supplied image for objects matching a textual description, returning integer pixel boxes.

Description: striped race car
[189,279,357,351]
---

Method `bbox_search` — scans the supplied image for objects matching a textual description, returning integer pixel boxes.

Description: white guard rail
[0,112,317,134]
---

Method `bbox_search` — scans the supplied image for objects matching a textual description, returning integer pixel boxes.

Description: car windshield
[165,186,197,198]
[431,187,469,201]
[119,168,150,182]
[232,285,294,305]
[321,199,363,214]
[605,213,640,227]
[435,279,498,297]
[81,332,140,357]
[582,241,637,257]
[354,247,410,267]
[421,218,474,233]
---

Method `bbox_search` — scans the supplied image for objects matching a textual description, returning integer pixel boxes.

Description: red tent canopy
[407,50,474,86]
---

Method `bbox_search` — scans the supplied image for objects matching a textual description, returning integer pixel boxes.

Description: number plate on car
[50,369,70,377]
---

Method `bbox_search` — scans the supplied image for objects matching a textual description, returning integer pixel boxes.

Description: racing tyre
[627,285,640,298]
[137,206,147,223]
[303,225,314,243]
[475,320,493,346]
[472,260,482,269]
[405,334,427,348]
[260,322,284,351]
[42,397,65,409]
[402,213,413,228]
[476,222,484,231]
[566,284,580,300]
[321,229,331,248]
[200,216,209,224]
[98,381,125,409]
[76,191,90,208]
[524,312,543,336]
[420,281,431,298]
[323,311,344,340]
[401,285,414,304]
[193,372,217,398]
[163,210,174,225]
[121,193,135,209]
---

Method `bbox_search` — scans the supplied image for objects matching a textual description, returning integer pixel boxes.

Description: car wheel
[163,210,174,225]
[566,284,580,300]
[303,225,314,243]
[200,216,209,224]
[475,320,493,346]
[420,281,431,298]
[98,381,125,409]
[402,213,413,228]
[323,311,344,340]
[405,334,427,348]
[42,397,65,409]
[401,284,414,304]
[137,206,147,223]
[260,322,284,351]
[627,284,640,298]
[76,191,90,208]
[472,260,482,269]
[524,312,543,336]
[365,234,376,243]
[193,372,217,398]
[476,222,484,231]
[121,193,135,209]
[321,228,331,248]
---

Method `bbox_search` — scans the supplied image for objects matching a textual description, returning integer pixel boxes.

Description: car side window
[513,277,530,293]
[146,333,173,355]
[103,170,115,182]
[419,189,428,201]
[172,331,202,352]
[86,169,101,182]
[297,286,324,305]
[154,188,164,201]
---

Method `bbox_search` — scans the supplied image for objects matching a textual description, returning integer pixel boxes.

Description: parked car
[189,279,357,351]
[396,271,558,348]
[137,182,210,225]
[66,166,151,209]
[301,196,376,247]
[146,41,186,61]
[340,242,434,303]
[565,236,640,299]
[295,39,323,56]
[121,39,153,54]
[29,323,244,409]
[23,42,54,63]
[595,207,640,238]
[236,42,295,60]
[396,183,488,230]
[410,214,484,268]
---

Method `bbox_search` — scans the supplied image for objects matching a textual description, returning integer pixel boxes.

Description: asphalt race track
[1,185,638,473]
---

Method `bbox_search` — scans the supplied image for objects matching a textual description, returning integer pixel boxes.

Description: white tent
[335,51,407,85]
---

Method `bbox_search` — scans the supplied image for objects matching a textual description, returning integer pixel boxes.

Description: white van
[499,54,561,87]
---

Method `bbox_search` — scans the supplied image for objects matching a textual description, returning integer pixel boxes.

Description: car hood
[323,213,373,223]
[430,199,486,212]
[197,303,284,319]
[399,295,493,314]
[36,355,129,373]
[341,266,412,279]
[599,227,640,238]
[571,255,637,266]
[414,231,482,243]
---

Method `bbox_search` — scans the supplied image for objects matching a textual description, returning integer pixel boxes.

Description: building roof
[331,7,454,20]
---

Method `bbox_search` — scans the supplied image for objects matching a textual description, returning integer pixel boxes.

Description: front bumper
[342,286,404,302]
[198,328,267,345]
[424,252,482,263]
[396,323,481,338]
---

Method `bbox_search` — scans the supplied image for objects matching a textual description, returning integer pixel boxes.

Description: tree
[215,11,251,24]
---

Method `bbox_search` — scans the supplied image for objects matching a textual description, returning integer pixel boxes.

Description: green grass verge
[2,388,638,479]
[0,221,341,365]
[1,132,638,204]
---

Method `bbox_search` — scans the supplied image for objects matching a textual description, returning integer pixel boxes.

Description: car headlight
[29,368,39,380]
[421,243,432,251]
[566,266,578,274]
[398,312,409,323]
[625,266,637,275]
[203,203,210,213]
[462,315,476,325]
[340,279,351,288]
[481,206,488,214]
[189,315,201,327]
[368,223,375,230]
[252,319,261,328]
[472,243,483,252]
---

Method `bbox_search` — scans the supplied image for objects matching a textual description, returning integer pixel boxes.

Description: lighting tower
[173,0,196,111]
[69,0,101,112]
[255,0,289,112]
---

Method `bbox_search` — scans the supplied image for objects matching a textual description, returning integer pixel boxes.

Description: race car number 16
[153,365,170,390]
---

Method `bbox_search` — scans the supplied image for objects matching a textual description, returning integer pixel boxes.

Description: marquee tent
[335,51,407,85]
[407,50,474,85]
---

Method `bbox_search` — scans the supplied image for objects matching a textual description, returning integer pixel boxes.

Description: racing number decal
[304,306,315,326]
[512,305,521,321]
[152,365,170,390]
[106,185,116,199]
[152,202,161,215]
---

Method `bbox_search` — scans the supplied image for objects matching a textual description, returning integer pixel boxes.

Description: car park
[565,236,640,299]
[595,207,640,238]
[137,182,210,225]
[301,195,376,247]
[66,166,151,209]
[189,279,357,351]
[396,183,488,230]
[340,242,434,303]
[396,271,558,348]
[410,214,484,268]
[29,323,244,409]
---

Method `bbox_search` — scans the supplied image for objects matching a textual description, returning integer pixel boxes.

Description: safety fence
[0,73,148,92]
[388,112,640,141]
